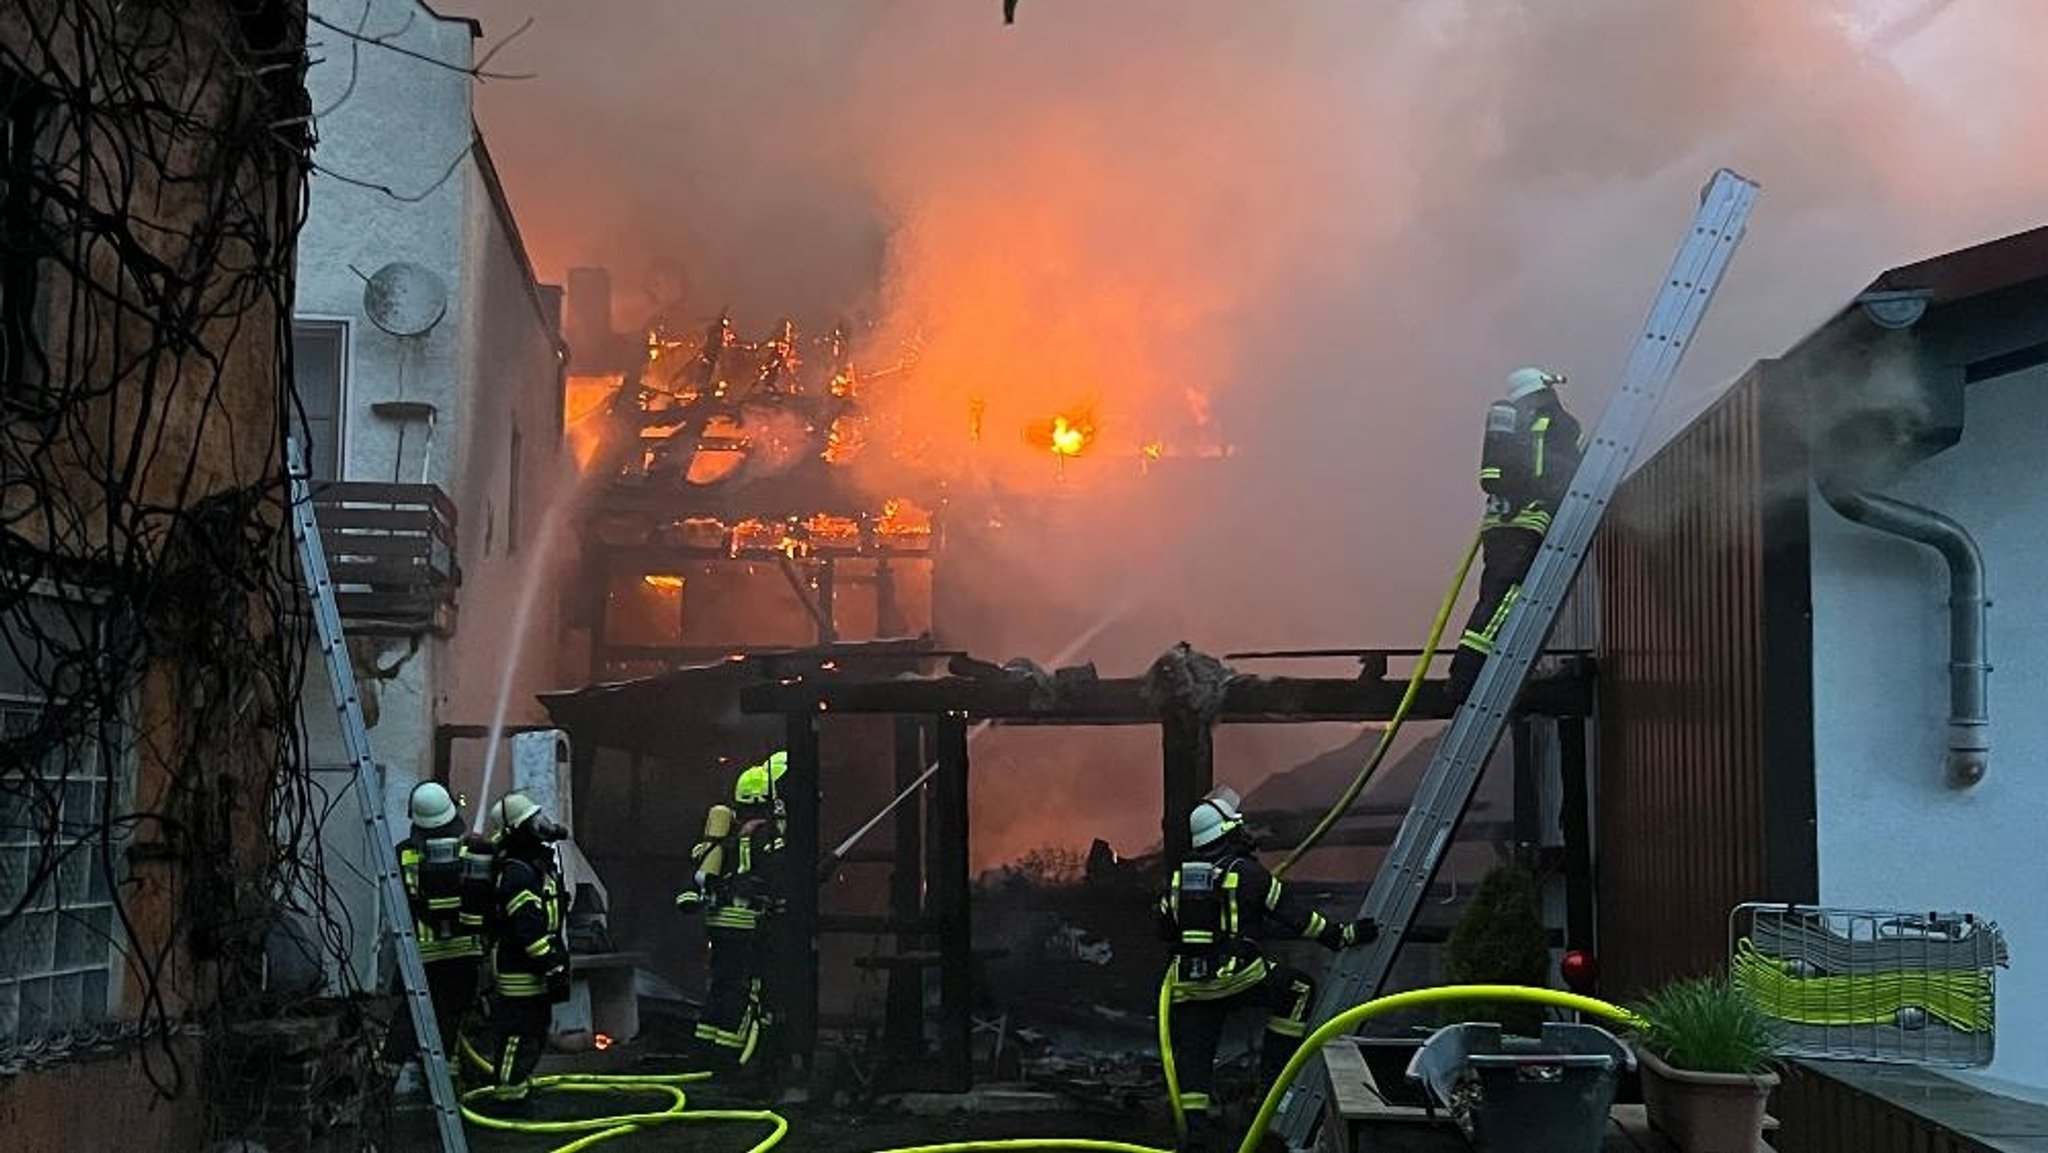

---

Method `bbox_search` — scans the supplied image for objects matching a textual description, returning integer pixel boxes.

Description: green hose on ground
[1272,529,1483,879]
[455,1038,788,1152]
[1157,958,1185,1143]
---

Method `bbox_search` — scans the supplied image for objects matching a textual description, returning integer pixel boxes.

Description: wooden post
[782,712,822,1077]
[886,715,928,1063]
[816,557,838,645]
[876,559,907,639]
[1511,716,1541,851]
[1160,712,1214,864]
[931,712,972,1090]
[1558,717,1595,951]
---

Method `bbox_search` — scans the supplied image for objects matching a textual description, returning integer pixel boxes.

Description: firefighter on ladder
[385,782,494,1074]
[1447,366,1586,704]
[477,791,571,1106]
[677,751,789,1081]
[1158,788,1378,1150]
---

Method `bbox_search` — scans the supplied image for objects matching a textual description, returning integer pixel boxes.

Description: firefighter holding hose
[478,791,571,1106]
[678,752,790,1083]
[1447,366,1585,704]
[1158,787,1378,1150]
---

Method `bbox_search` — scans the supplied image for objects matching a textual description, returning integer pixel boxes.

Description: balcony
[311,481,460,635]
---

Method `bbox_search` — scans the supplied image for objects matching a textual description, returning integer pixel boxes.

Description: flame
[1024,409,1096,460]
[642,574,686,591]
[731,518,782,553]
[805,513,861,548]
[594,1033,613,1051]
[564,373,627,473]
[1050,415,1089,456]
[875,498,933,538]
[821,415,865,464]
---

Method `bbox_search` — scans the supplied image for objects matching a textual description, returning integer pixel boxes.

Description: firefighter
[1447,366,1585,704]
[385,782,493,1069]
[477,791,570,1104]
[679,752,788,1078]
[1158,788,1377,1148]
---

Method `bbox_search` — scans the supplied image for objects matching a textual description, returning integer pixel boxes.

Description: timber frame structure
[736,643,1596,1090]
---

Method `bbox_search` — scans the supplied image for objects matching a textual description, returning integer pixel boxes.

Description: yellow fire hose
[1158,958,1187,1142]
[456,1038,787,1152]
[1732,938,1995,1031]
[1271,529,1483,878]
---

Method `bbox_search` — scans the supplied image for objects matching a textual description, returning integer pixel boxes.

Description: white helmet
[409,781,458,828]
[1189,787,1246,850]
[1507,366,1565,398]
[490,791,542,838]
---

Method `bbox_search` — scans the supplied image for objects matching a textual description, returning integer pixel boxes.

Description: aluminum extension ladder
[287,439,469,1153]
[1273,170,1760,1149]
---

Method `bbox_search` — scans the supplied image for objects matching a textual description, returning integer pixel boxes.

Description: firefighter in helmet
[678,752,789,1076]
[477,792,570,1105]
[1158,788,1377,1148]
[1447,366,1586,704]
[385,782,494,1069]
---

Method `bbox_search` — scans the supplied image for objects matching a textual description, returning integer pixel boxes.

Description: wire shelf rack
[1730,903,2009,1068]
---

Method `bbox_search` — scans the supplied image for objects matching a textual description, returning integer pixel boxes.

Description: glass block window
[0,597,123,1045]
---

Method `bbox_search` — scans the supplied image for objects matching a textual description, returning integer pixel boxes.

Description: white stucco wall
[293,0,568,981]
[1811,361,2048,1091]
[439,151,570,784]
[296,0,478,826]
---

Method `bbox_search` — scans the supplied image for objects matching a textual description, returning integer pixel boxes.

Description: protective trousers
[384,957,481,1066]
[695,923,765,1067]
[1169,963,1315,1147]
[477,991,552,1100]
[1448,525,1543,702]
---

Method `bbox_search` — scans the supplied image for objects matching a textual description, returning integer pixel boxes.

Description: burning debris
[626,312,919,486]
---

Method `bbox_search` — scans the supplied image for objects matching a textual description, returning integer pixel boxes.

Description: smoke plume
[474,0,2048,864]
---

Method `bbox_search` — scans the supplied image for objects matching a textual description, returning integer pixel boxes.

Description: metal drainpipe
[1818,478,1989,787]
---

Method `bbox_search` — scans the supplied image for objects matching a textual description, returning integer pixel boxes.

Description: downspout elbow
[1818,478,1988,788]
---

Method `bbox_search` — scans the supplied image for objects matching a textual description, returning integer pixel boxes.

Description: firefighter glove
[1319,919,1381,950]
[545,964,572,1003]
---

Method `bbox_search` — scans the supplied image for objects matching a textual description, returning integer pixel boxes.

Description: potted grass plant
[1630,975,1781,1152]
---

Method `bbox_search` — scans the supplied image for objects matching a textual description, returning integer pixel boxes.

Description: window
[0,595,123,1045]
[290,320,347,481]
[1,69,52,418]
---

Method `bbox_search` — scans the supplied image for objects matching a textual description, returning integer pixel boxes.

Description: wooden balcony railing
[311,481,460,635]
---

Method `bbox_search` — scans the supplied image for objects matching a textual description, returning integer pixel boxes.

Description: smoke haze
[470,0,2048,864]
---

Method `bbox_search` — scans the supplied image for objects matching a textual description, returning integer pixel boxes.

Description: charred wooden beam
[740,664,1592,722]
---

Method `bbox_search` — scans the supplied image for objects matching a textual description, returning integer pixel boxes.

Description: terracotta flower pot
[1636,1045,1778,1153]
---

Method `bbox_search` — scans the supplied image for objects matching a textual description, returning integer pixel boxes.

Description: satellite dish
[363,262,448,337]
